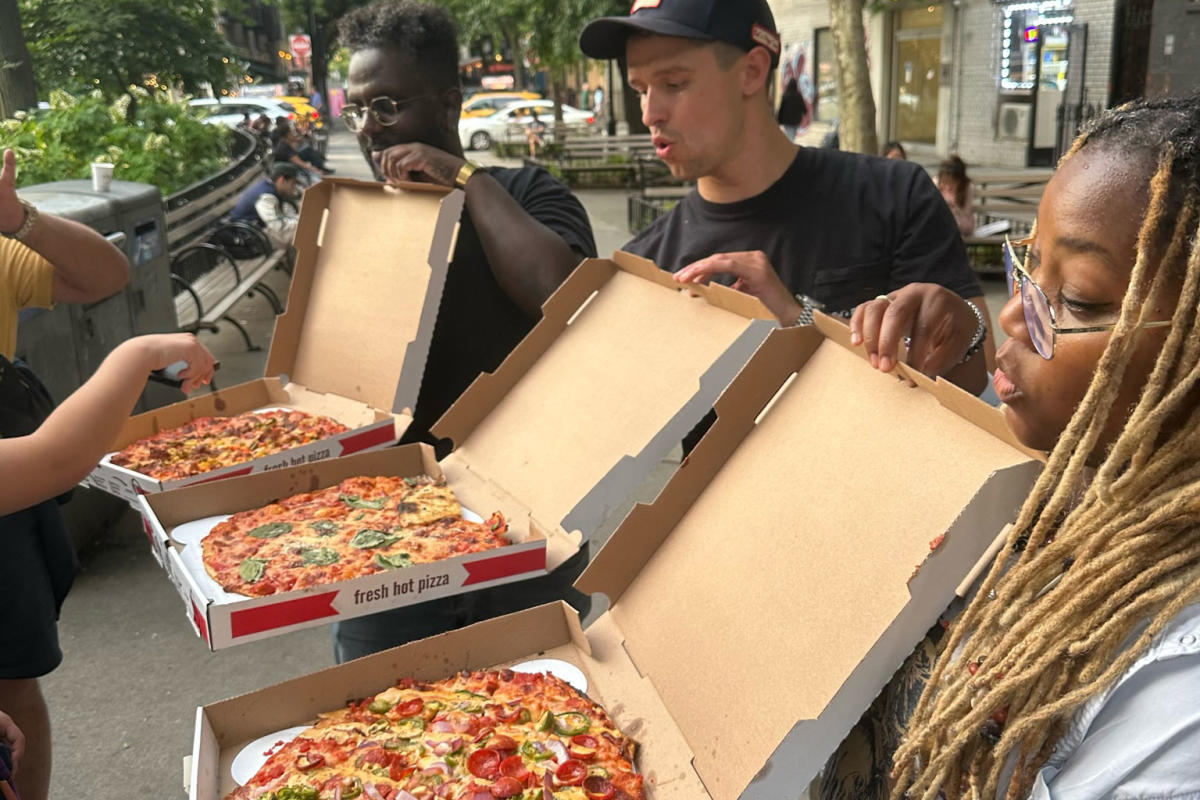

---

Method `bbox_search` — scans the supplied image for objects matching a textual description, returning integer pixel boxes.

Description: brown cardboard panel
[609,250,776,322]
[282,383,398,430]
[146,445,443,529]
[266,179,461,413]
[589,330,1034,800]
[444,267,766,533]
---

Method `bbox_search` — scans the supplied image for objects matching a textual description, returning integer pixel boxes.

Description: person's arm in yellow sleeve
[0,149,130,304]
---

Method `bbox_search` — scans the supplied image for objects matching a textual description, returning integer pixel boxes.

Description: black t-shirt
[625,148,982,315]
[273,139,297,163]
[402,166,596,454]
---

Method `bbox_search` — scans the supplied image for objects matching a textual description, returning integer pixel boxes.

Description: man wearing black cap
[580,0,991,391]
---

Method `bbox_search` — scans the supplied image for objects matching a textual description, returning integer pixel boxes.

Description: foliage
[0,89,231,193]
[18,0,234,102]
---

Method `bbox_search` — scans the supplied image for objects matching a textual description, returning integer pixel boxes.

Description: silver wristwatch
[1,199,39,241]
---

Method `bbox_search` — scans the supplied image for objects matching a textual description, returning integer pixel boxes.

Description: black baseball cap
[579,0,781,67]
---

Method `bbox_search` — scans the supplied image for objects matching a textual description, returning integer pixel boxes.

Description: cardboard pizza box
[141,251,777,650]
[83,178,462,504]
[432,250,777,549]
[139,445,550,651]
[185,316,1043,800]
[574,315,1045,799]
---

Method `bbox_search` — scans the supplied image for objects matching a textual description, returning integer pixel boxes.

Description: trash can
[15,179,177,411]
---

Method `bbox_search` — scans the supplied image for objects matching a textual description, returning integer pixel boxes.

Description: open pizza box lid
[82,179,461,502]
[574,316,1046,799]
[431,250,777,572]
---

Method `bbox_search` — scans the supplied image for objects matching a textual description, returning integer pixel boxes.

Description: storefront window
[1000,0,1073,91]
[894,5,943,145]
[814,28,838,123]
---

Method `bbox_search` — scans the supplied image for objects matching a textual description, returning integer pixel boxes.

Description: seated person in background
[0,333,214,516]
[525,108,547,157]
[937,155,975,237]
[273,125,331,178]
[269,116,291,146]
[251,114,272,138]
[882,140,907,160]
[229,163,302,247]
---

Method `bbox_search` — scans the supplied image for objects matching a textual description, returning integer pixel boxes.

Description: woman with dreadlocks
[839,94,1200,800]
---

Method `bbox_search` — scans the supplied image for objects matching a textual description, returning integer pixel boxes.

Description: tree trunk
[500,25,526,91]
[828,0,878,155]
[0,0,38,118]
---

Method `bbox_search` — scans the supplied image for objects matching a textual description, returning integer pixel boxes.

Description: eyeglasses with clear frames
[340,95,435,132]
[1003,235,1172,360]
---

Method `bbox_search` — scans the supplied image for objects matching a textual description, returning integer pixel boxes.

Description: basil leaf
[299,547,339,566]
[375,552,413,569]
[341,494,386,510]
[350,529,398,549]
[308,520,338,537]
[238,558,267,583]
[248,522,292,539]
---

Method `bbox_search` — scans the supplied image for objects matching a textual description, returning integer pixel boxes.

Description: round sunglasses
[339,94,435,132]
[1003,235,1171,360]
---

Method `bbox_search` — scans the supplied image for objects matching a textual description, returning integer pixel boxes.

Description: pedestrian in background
[937,155,975,238]
[776,77,807,142]
[525,108,547,158]
[882,140,907,160]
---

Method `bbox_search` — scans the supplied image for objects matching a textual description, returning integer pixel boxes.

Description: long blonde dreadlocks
[891,95,1200,800]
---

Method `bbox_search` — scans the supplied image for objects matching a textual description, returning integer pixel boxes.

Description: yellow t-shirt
[0,237,54,359]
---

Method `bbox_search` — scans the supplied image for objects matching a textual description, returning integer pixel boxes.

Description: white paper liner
[230,725,310,786]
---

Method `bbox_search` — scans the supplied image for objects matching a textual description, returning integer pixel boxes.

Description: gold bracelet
[454,161,481,189]
[0,199,39,241]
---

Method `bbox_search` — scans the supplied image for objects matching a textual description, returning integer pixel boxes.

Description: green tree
[0,0,38,118]
[18,0,234,119]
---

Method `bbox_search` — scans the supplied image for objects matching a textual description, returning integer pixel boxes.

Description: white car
[459,99,596,151]
[188,98,297,128]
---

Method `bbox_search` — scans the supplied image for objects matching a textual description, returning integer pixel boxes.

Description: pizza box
[572,315,1046,799]
[139,444,556,650]
[431,250,776,547]
[140,251,777,650]
[83,178,463,504]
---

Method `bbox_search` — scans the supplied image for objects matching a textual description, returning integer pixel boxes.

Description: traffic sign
[290,34,311,61]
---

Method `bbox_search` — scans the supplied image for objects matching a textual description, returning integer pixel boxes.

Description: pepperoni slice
[394,698,425,717]
[498,754,528,781]
[466,747,501,780]
[583,775,616,800]
[489,734,518,752]
[555,759,587,787]
[489,776,523,798]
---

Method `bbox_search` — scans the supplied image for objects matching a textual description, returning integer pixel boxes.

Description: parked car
[460,91,542,118]
[459,99,595,151]
[188,98,296,128]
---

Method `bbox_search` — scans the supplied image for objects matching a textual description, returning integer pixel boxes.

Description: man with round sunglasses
[331,0,597,663]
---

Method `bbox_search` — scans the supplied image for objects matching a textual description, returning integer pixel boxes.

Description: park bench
[963,169,1051,275]
[527,133,680,189]
[164,132,292,351]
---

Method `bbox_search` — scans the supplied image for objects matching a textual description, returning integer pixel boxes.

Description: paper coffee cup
[91,162,114,192]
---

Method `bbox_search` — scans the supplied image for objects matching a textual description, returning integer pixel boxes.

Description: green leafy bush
[0,89,230,194]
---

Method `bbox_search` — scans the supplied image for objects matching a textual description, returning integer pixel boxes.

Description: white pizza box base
[139,445,558,651]
[188,602,705,800]
[83,178,463,504]
[187,317,1044,800]
[576,317,1046,799]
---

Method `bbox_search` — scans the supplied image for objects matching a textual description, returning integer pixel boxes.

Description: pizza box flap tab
[432,252,776,543]
[265,178,463,415]
[578,325,1041,800]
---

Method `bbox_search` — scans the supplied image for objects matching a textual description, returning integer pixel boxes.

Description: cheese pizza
[226,669,643,800]
[202,476,509,597]
[110,409,349,480]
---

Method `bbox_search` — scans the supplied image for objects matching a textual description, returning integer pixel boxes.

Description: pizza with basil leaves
[110,409,349,481]
[225,669,643,800]
[201,475,508,596]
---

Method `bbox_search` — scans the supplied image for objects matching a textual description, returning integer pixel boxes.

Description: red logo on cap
[751,23,781,55]
[631,0,661,11]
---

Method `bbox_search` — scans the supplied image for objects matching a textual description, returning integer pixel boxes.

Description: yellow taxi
[460,91,542,118]
[277,95,324,127]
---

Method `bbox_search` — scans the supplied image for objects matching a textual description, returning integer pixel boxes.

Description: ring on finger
[875,294,892,302]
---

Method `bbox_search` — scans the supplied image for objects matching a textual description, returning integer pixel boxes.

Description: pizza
[227,669,643,800]
[202,476,510,596]
[110,409,349,480]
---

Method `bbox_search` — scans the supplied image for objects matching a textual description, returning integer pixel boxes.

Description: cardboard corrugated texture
[579,319,1042,799]
[436,251,776,546]
[265,179,461,414]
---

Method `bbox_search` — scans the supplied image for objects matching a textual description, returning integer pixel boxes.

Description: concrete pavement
[40,128,1006,800]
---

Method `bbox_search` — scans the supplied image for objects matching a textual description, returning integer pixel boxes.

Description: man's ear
[442,86,463,132]
[741,46,773,98]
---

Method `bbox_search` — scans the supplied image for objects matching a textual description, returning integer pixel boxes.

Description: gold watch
[454,161,482,189]
[1,199,39,241]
